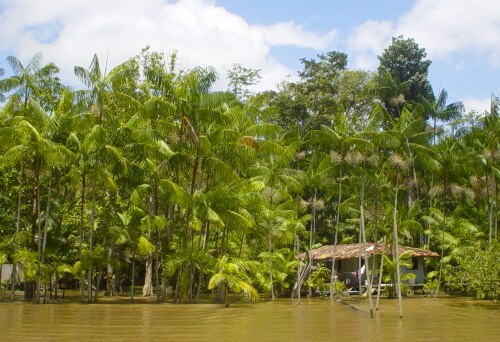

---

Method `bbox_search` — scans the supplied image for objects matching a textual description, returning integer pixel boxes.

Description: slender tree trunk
[196,221,209,303]
[495,176,498,240]
[143,185,156,298]
[87,188,96,303]
[392,177,403,319]
[405,137,420,205]
[143,255,154,296]
[43,281,48,304]
[38,172,53,304]
[436,175,448,297]
[188,267,196,302]
[294,233,301,303]
[376,237,386,312]
[360,179,374,318]
[95,268,102,301]
[330,174,342,301]
[225,284,229,308]
[309,189,317,297]
[358,228,362,299]
[41,172,52,264]
[174,266,181,303]
[11,162,23,301]
[152,177,162,303]
[130,253,136,303]
[54,273,59,301]
[155,255,161,302]
[486,171,493,244]
[35,162,42,304]
[106,246,114,296]
[79,174,86,301]
[268,233,275,301]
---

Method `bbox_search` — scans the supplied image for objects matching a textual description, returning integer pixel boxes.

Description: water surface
[0,297,498,341]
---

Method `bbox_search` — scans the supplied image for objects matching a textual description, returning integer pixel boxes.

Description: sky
[0,0,498,113]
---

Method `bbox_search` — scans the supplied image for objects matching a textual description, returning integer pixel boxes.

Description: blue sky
[0,0,498,112]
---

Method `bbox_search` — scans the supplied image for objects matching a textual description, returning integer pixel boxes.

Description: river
[0,297,498,341]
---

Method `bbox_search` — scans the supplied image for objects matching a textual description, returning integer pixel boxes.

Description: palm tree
[430,138,475,295]
[0,54,51,107]
[376,69,410,119]
[72,122,127,303]
[421,89,464,145]
[3,116,73,302]
[114,207,154,303]
[74,54,137,127]
[309,110,369,300]
[208,255,259,307]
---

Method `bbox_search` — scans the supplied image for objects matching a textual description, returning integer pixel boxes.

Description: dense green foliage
[378,36,434,118]
[0,38,498,303]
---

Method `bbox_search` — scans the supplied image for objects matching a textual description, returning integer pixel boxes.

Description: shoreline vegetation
[0,37,498,308]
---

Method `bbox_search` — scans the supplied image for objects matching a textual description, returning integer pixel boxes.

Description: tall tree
[226,63,261,101]
[378,36,434,118]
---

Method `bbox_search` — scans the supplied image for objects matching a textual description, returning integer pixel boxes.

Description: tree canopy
[0,39,498,305]
[378,36,434,118]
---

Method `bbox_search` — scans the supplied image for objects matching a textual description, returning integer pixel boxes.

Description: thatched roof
[300,243,439,261]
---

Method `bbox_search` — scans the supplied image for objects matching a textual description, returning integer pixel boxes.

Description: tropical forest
[0,36,499,308]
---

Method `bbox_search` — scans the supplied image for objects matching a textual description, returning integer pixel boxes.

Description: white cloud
[348,0,500,69]
[257,22,337,49]
[348,20,393,69]
[462,97,491,114]
[0,0,336,90]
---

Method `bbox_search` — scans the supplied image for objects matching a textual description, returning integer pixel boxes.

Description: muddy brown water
[0,296,498,341]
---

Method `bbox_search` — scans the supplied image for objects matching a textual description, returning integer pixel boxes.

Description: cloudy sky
[0,0,498,112]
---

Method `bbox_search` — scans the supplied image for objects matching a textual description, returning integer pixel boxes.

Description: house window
[407,257,418,270]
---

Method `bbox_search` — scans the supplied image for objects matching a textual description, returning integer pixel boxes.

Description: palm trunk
[268,193,275,301]
[268,234,275,301]
[405,137,420,205]
[38,172,53,303]
[495,176,498,240]
[225,284,229,308]
[11,162,23,301]
[79,174,86,301]
[188,267,196,302]
[143,255,153,296]
[309,189,317,297]
[106,246,114,296]
[152,177,162,303]
[360,179,374,318]
[87,188,96,303]
[41,172,52,264]
[294,233,301,302]
[436,175,448,297]
[486,171,493,244]
[376,237,386,311]
[35,161,42,304]
[330,174,342,301]
[358,228,362,299]
[143,184,157,298]
[54,273,59,301]
[174,266,182,303]
[95,268,102,301]
[196,221,210,302]
[155,254,161,303]
[393,177,403,319]
[130,253,136,303]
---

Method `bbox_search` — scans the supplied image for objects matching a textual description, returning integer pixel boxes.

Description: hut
[295,243,439,294]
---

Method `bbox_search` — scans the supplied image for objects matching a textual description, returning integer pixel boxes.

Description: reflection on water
[0,297,498,341]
